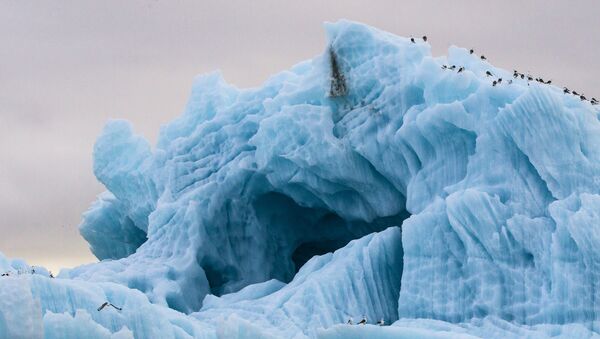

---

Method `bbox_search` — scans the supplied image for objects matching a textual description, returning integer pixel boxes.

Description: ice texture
[2,19,600,338]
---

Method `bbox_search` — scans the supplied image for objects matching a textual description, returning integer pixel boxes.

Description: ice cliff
[2,20,600,338]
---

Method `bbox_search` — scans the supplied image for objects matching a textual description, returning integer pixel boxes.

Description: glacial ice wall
[56,19,600,336]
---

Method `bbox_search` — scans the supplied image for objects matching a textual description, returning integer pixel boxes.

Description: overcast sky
[1,1,599,273]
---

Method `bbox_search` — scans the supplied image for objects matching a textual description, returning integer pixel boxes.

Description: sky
[1,1,599,274]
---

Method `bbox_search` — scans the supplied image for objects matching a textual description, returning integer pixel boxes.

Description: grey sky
[1,1,598,273]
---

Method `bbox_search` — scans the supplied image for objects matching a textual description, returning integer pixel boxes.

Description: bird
[581,95,587,101]
[449,65,456,70]
[492,80,497,87]
[97,302,122,311]
[520,74,525,79]
[564,88,571,94]
[485,71,493,77]
[441,65,448,69]
[497,78,503,84]
[513,73,519,79]
[410,37,415,43]
[527,76,533,81]
[377,319,385,326]
[481,55,487,60]
[347,317,354,325]
[358,316,368,325]
[422,35,428,42]
[457,66,465,73]
[592,97,598,103]
[469,49,474,54]
[545,80,552,84]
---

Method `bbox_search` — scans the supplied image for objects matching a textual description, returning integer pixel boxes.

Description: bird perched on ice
[347,317,353,325]
[422,35,428,42]
[377,318,385,326]
[410,37,415,43]
[358,316,367,325]
[97,302,122,311]
[485,71,493,77]
[564,87,571,94]
[480,55,487,60]
[469,49,474,54]
[457,66,465,73]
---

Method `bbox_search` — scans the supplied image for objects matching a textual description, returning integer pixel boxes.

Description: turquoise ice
[2,20,600,338]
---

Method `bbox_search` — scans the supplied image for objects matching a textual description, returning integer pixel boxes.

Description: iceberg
[2,20,600,338]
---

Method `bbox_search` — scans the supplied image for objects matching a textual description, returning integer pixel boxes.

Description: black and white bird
[481,55,487,60]
[449,65,456,70]
[573,91,579,96]
[377,319,385,326]
[563,87,571,94]
[457,66,465,73]
[485,71,493,77]
[347,317,354,325]
[97,302,122,312]
[441,65,448,69]
[492,80,497,87]
[410,37,415,43]
[358,316,368,325]
[422,35,428,42]
[469,49,474,54]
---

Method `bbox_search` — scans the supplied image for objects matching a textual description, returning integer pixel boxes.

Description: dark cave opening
[252,191,409,277]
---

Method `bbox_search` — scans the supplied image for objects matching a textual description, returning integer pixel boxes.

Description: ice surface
[194,227,403,338]
[2,19,600,338]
